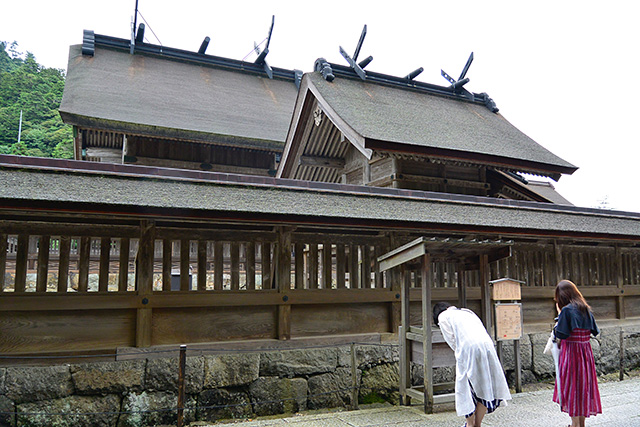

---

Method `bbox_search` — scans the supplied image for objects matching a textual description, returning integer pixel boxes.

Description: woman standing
[553,280,602,427]
[433,302,511,427]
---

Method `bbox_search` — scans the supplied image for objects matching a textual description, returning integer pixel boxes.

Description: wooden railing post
[0,233,7,291]
[615,246,625,319]
[177,344,187,427]
[136,220,155,347]
[277,228,292,340]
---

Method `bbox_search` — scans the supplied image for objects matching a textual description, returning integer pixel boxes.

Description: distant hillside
[0,41,73,158]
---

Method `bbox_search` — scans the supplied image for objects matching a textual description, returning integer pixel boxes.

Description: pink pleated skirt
[552,328,602,417]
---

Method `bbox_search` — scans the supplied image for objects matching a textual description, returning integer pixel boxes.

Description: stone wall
[1,324,639,427]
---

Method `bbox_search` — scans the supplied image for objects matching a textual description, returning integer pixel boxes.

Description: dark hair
[433,302,452,326]
[555,280,591,314]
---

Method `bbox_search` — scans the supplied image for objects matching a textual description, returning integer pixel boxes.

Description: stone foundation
[1,324,639,426]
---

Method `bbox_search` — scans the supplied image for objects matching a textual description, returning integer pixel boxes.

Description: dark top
[554,303,599,340]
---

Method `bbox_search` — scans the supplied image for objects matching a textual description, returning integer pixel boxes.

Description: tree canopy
[0,41,73,158]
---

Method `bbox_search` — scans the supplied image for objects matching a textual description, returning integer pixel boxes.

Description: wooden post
[323,241,332,289]
[350,342,359,410]
[399,266,411,406]
[619,330,625,381]
[246,242,256,291]
[277,229,292,340]
[14,234,29,293]
[0,233,6,291]
[336,243,346,289]
[230,242,240,290]
[119,238,131,292]
[177,344,187,427]
[554,241,563,284]
[36,235,50,293]
[57,236,71,293]
[479,254,492,332]
[98,237,111,293]
[514,339,522,393]
[136,220,155,347]
[615,246,625,319]
[262,241,271,289]
[197,240,207,291]
[350,245,359,289]
[309,244,318,289]
[214,241,223,291]
[180,239,190,291]
[78,236,91,293]
[162,239,172,292]
[421,253,433,414]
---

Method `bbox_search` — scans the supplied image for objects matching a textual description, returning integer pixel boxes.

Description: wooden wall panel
[151,306,277,345]
[291,303,389,337]
[624,296,640,318]
[0,309,136,354]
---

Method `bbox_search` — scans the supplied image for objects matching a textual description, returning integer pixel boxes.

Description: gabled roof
[278,71,577,179]
[0,155,638,241]
[59,38,299,151]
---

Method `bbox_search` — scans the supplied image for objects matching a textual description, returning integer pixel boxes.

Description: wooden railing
[2,220,640,357]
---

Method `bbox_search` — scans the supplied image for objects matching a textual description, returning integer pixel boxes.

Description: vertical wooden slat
[118,238,131,292]
[262,242,271,290]
[309,244,318,289]
[336,243,346,289]
[98,237,111,293]
[197,240,207,291]
[180,239,190,291]
[246,242,256,291]
[214,241,223,290]
[457,264,467,308]
[294,243,304,289]
[36,235,51,293]
[230,242,240,290]
[399,266,411,406]
[350,245,359,289]
[57,236,71,293]
[554,242,563,284]
[162,239,172,292]
[78,236,91,293]
[0,233,6,291]
[323,242,332,289]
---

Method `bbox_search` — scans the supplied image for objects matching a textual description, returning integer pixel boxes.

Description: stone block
[196,388,252,422]
[530,332,555,378]
[5,365,73,404]
[623,328,640,371]
[71,360,145,395]
[307,367,357,409]
[16,395,120,427]
[359,363,400,404]
[117,391,195,427]
[249,377,307,416]
[203,353,259,389]
[259,348,336,378]
[0,394,14,427]
[146,355,204,394]
[498,334,533,371]
[355,344,399,369]
[0,367,5,394]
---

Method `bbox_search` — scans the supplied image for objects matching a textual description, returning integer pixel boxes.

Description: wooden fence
[2,219,640,358]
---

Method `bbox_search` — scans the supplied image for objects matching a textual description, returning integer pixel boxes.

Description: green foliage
[0,41,73,158]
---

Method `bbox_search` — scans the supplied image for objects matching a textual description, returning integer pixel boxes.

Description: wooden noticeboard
[495,303,523,341]
[490,278,523,301]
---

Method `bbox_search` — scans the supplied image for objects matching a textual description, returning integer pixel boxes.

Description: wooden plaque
[495,303,523,341]
[491,278,522,301]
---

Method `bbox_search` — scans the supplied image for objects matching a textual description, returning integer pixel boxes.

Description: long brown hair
[555,280,591,313]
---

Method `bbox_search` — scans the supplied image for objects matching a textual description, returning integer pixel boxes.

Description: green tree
[0,41,72,158]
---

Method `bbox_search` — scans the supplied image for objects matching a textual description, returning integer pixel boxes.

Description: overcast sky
[2,1,639,213]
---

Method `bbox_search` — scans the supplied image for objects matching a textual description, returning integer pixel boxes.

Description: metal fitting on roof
[314,58,335,82]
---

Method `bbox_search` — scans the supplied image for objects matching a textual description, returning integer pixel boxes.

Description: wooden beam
[479,254,491,332]
[615,246,625,319]
[162,239,172,292]
[246,242,256,291]
[197,240,207,291]
[421,253,433,413]
[214,241,223,291]
[136,220,155,347]
[180,239,190,292]
[298,155,346,169]
[277,229,292,340]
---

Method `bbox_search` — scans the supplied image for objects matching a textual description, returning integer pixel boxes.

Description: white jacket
[438,307,512,416]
